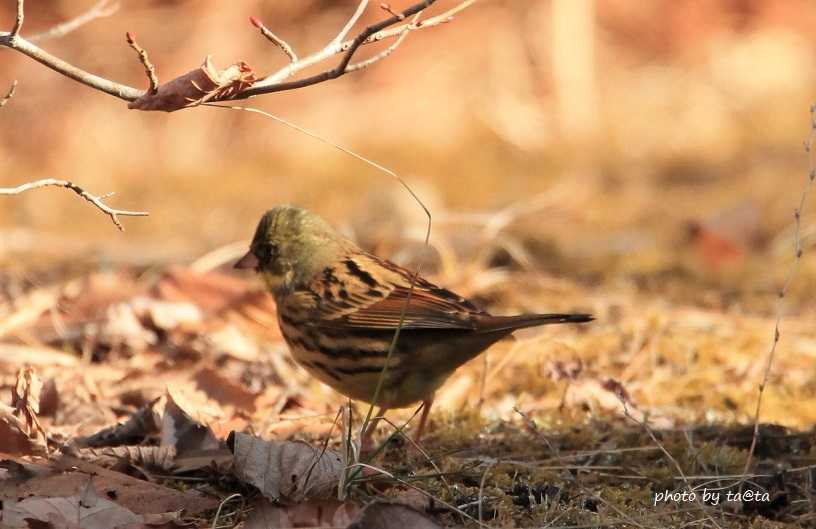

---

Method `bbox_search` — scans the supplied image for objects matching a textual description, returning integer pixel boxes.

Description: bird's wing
[303,252,486,330]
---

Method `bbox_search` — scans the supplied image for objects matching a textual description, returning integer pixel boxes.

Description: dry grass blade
[741,104,816,480]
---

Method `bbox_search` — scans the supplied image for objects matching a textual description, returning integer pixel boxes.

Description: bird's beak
[234,250,259,270]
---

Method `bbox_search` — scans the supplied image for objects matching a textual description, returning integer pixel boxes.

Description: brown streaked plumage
[235,205,593,444]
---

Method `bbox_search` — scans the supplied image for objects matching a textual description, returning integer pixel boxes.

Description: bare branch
[356,0,475,46]
[379,3,404,20]
[0,33,142,101]
[126,32,158,94]
[0,178,148,231]
[27,0,119,44]
[11,0,24,42]
[346,12,421,73]
[249,16,297,64]
[332,0,370,47]
[0,80,17,108]
[0,0,477,110]
[239,0,436,98]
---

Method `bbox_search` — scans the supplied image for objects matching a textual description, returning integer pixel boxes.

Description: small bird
[235,205,592,446]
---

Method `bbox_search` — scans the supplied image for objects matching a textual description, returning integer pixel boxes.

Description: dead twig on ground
[0,178,148,231]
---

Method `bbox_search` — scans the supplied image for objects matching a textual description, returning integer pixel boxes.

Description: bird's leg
[361,407,388,452]
[413,398,434,446]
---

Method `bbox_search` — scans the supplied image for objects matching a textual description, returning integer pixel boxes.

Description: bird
[234,205,593,447]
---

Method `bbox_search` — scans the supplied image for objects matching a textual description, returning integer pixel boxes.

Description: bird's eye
[256,242,277,264]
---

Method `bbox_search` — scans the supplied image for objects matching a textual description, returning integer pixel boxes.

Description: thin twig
[741,104,816,479]
[349,0,475,49]
[332,0,370,47]
[256,0,474,88]
[0,80,17,107]
[125,32,158,94]
[11,0,24,41]
[240,0,437,97]
[249,16,297,64]
[346,12,421,73]
[379,3,405,20]
[0,178,148,231]
[27,0,119,43]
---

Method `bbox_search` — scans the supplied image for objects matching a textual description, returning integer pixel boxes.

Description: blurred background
[1,0,816,430]
[2,0,816,301]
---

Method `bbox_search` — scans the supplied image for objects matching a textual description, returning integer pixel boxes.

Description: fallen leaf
[244,497,360,529]
[12,456,219,516]
[75,398,161,448]
[193,366,258,412]
[3,492,141,529]
[38,378,59,418]
[0,404,41,455]
[152,266,252,313]
[162,389,220,454]
[67,445,177,472]
[11,366,47,448]
[230,432,344,503]
[348,502,444,529]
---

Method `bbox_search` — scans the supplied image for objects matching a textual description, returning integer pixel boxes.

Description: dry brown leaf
[152,266,252,313]
[74,398,161,448]
[3,486,141,529]
[0,406,39,454]
[68,445,177,472]
[129,297,202,332]
[230,432,344,503]
[244,498,360,529]
[128,56,256,112]
[12,366,47,449]
[347,503,445,529]
[11,456,219,516]
[91,302,156,353]
[206,324,261,362]
[193,366,258,412]
[0,285,59,338]
[38,379,59,418]
[162,388,220,453]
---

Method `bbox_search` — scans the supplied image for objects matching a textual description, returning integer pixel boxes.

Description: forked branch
[0,179,148,231]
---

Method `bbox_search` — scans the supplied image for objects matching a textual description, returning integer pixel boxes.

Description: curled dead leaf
[74,398,161,448]
[162,389,220,454]
[128,56,256,112]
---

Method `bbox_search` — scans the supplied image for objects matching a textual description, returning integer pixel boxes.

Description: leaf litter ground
[1,222,815,528]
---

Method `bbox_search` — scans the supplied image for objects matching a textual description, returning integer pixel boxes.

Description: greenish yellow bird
[235,205,592,444]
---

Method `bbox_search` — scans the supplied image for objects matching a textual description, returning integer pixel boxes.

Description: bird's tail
[478,313,594,333]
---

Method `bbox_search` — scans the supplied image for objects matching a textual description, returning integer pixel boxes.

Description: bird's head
[235,205,344,294]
